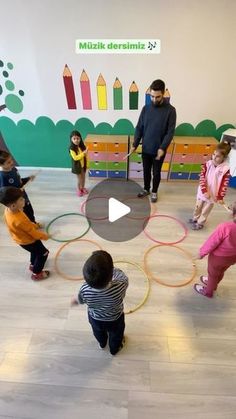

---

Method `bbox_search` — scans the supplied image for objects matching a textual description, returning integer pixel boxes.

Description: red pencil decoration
[80,69,92,110]
[63,64,77,109]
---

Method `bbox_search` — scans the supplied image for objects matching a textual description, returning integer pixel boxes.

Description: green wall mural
[0,116,235,168]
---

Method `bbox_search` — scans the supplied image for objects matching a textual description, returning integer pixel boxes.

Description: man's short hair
[150,79,165,93]
[83,250,114,289]
[0,186,24,206]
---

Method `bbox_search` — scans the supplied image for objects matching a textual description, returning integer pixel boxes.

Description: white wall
[0,0,236,126]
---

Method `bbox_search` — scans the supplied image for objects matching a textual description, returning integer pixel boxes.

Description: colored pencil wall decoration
[63,64,77,109]
[113,77,123,110]
[97,73,107,110]
[164,88,170,103]
[129,81,139,109]
[80,69,92,109]
[145,87,151,105]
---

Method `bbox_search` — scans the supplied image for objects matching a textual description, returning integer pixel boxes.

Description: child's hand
[204,192,210,199]
[83,148,88,155]
[217,200,224,205]
[30,175,36,181]
[71,296,78,306]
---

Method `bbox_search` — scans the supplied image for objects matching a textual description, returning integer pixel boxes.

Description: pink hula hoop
[80,196,109,221]
[143,214,188,245]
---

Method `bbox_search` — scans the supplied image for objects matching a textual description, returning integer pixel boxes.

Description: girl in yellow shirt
[69,130,89,197]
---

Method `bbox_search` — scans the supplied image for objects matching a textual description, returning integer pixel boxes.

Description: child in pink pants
[194,202,236,298]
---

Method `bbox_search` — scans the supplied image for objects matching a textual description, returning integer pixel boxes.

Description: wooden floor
[0,169,236,419]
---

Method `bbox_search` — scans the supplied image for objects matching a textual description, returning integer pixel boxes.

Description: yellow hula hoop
[54,238,102,280]
[143,244,197,288]
[114,260,151,314]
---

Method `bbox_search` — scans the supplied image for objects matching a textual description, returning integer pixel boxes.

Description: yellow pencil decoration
[97,73,107,110]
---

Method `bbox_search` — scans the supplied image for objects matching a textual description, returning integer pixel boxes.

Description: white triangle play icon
[108,198,131,223]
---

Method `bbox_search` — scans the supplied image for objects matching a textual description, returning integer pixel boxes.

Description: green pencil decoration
[129,81,138,109]
[113,77,123,110]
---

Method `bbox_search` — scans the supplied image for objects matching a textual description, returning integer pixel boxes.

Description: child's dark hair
[0,186,24,206]
[216,141,231,158]
[69,130,86,154]
[150,79,165,93]
[0,149,10,165]
[83,250,114,289]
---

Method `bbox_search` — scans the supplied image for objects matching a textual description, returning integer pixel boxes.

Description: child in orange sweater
[0,186,50,280]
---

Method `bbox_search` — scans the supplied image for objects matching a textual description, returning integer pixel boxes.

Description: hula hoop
[144,244,197,288]
[54,238,103,280]
[143,214,188,245]
[46,212,90,242]
[81,196,109,220]
[122,196,154,220]
[114,260,151,314]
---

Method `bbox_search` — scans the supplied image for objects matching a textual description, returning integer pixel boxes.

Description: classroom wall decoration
[0,60,25,114]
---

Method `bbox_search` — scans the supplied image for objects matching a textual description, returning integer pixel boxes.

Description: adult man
[130,79,176,203]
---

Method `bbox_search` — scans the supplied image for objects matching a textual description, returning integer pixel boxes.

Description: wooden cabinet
[85,134,128,179]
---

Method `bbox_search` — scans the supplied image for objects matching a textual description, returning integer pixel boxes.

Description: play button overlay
[85,179,151,242]
[109,198,130,222]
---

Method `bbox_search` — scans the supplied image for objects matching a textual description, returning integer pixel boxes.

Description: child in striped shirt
[71,250,128,355]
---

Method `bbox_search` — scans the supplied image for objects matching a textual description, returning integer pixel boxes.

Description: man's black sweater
[133,101,177,156]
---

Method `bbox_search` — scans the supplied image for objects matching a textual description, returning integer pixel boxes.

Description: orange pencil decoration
[129,81,139,109]
[164,88,170,103]
[80,69,92,109]
[97,73,107,110]
[63,64,77,109]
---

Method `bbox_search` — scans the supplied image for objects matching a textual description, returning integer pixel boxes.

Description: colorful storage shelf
[86,135,218,182]
[169,136,217,181]
[85,134,128,179]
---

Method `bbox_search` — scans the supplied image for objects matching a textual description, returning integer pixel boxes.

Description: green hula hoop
[46,212,91,242]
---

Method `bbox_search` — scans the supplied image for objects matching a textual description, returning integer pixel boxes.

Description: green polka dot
[0,60,3,67]
[2,71,9,78]
[19,90,24,96]
[7,62,14,70]
[5,94,23,113]
[0,85,2,95]
[5,80,15,91]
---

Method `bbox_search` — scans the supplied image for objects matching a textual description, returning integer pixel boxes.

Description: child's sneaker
[188,218,197,224]
[77,189,84,197]
[192,223,204,230]
[110,337,125,355]
[193,284,213,298]
[82,188,89,195]
[31,270,50,281]
[200,275,208,285]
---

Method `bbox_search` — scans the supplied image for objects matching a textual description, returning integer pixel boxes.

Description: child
[69,130,88,197]
[0,149,37,223]
[194,201,236,298]
[189,142,231,230]
[0,186,50,280]
[71,250,128,355]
